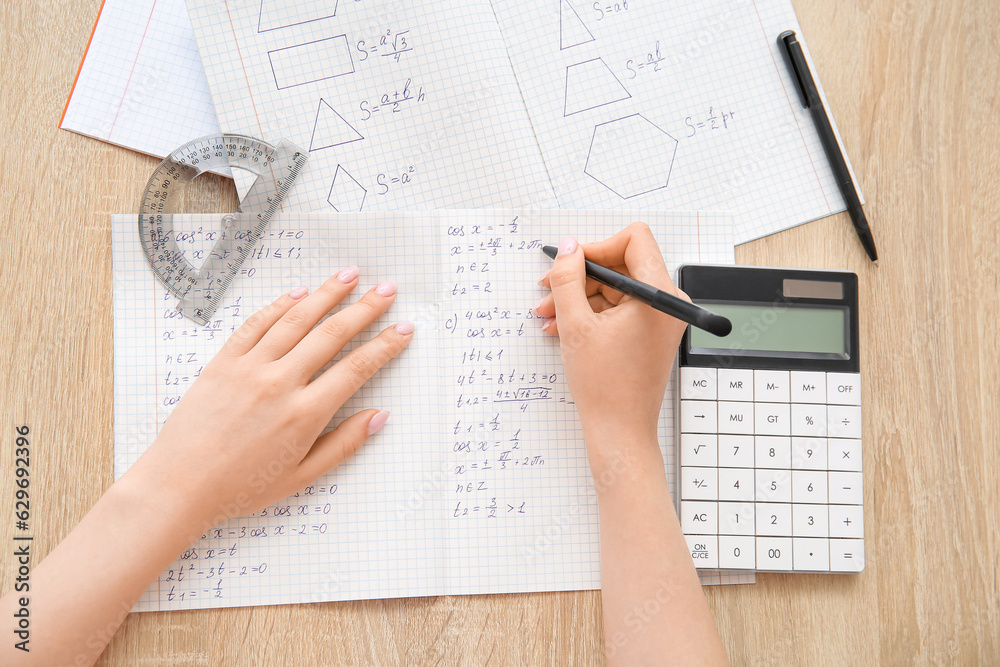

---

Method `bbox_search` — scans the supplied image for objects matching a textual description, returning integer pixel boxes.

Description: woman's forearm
[0,465,204,666]
[590,435,729,666]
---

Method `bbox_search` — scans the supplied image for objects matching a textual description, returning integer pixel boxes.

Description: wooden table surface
[2,0,998,664]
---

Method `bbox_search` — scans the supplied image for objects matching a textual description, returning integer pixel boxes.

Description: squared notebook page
[490,0,863,244]
[60,0,220,158]
[112,209,746,611]
[185,0,558,212]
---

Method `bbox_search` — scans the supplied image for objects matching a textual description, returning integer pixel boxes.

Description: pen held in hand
[541,245,733,337]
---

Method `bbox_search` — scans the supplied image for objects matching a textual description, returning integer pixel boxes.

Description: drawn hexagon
[584,114,679,199]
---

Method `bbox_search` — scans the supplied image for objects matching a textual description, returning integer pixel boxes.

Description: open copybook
[183,0,859,244]
[112,209,752,611]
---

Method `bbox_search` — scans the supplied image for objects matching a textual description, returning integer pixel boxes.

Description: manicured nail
[558,236,577,256]
[367,410,390,435]
[537,270,550,287]
[375,280,397,297]
[533,298,545,313]
[337,266,359,283]
[394,321,414,335]
[289,286,308,299]
[541,317,554,332]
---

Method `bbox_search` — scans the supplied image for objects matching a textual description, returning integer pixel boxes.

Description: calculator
[676,265,864,573]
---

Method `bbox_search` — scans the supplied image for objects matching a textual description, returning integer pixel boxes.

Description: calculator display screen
[689,302,848,356]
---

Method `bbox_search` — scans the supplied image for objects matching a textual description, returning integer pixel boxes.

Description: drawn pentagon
[584,114,679,199]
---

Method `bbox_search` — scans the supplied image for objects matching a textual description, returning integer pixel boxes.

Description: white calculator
[676,265,864,573]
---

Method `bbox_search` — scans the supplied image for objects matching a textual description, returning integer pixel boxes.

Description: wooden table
[2,0,997,663]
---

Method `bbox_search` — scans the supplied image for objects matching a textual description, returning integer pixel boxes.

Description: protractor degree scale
[139,134,308,325]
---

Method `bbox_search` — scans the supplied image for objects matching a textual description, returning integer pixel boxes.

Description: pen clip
[778,30,811,109]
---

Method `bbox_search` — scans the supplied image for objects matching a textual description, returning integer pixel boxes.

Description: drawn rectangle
[268,35,354,90]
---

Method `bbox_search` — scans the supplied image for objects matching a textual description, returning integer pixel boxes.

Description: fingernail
[289,286,308,299]
[367,410,390,435]
[337,266,359,283]
[375,280,397,297]
[394,321,414,335]
[541,317,554,332]
[533,298,545,313]
[537,270,550,287]
[558,236,577,256]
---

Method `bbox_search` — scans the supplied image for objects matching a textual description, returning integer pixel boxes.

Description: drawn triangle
[560,0,595,50]
[309,99,364,152]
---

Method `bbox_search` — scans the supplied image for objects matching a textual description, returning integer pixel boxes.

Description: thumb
[548,237,591,329]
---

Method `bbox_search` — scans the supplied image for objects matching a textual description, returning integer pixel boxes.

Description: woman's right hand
[534,223,689,472]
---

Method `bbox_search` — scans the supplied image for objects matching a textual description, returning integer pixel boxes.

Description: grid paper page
[61,0,220,158]
[185,0,558,212]
[113,209,747,612]
[490,0,863,244]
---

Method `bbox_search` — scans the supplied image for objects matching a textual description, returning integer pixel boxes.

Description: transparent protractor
[137,134,307,324]
[138,134,277,297]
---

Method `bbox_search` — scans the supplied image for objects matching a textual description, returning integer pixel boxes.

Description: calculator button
[681,367,718,400]
[793,538,830,571]
[717,401,754,434]
[754,370,790,402]
[718,468,755,501]
[685,535,719,569]
[827,373,861,406]
[792,504,829,537]
[681,467,719,500]
[829,504,864,539]
[755,469,792,503]
[718,435,755,468]
[827,405,862,439]
[829,538,865,572]
[755,503,792,536]
[791,470,828,504]
[756,537,793,570]
[755,403,791,436]
[718,502,755,535]
[718,536,756,569]
[791,437,828,470]
[790,403,828,437]
[681,434,718,467]
[828,471,863,505]
[681,400,718,434]
[828,438,862,472]
[790,371,827,403]
[717,369,754,401]
[681,501,718,534]
[755,436,791,469]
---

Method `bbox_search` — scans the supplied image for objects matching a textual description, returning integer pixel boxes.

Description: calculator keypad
[680,367,864,573]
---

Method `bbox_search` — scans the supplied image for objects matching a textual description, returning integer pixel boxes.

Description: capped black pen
[778,30,879,263]
[541,245,732,337]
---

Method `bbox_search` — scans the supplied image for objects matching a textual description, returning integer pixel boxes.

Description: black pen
[778,30,879,263]
[541,245,732,336]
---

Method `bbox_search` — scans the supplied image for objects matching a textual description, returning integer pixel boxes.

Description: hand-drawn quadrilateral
[268,36,354,90]
[258,0,339,33]
[564,58,630,116]
[327,165,367,212]
[584,114,679,199]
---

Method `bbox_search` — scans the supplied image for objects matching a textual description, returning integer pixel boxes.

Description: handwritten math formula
[441,216,575,523]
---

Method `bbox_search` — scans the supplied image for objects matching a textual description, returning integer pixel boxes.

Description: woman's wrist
[584,430,667,497]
